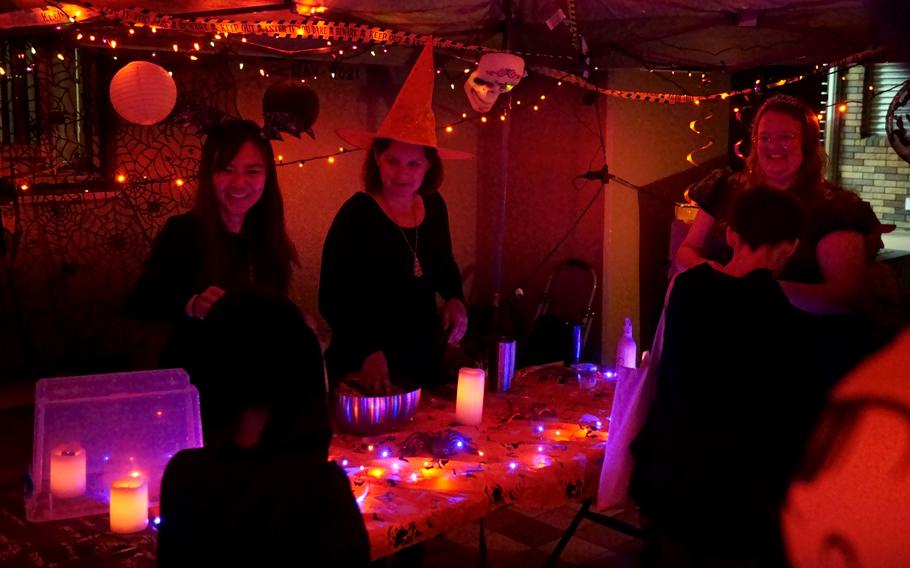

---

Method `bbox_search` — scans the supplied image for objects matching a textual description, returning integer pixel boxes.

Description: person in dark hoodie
[157,292,369,567]
[632,187,826,567]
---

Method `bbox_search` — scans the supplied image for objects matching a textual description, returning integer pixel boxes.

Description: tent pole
[490,0,512,335]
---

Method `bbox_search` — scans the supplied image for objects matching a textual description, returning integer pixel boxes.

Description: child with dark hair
[157,292,369,567]
[631,187,825,567]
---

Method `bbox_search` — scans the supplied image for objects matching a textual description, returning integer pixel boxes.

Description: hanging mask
[464,71,497,113]
[477,52,525,94]
[463,52,526,113]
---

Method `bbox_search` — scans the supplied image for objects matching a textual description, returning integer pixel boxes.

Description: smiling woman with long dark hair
[128,119,298,390]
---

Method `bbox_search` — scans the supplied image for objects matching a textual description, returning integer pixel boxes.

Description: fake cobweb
[0,47,238,378]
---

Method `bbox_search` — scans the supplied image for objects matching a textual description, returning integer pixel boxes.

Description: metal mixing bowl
[333,388,421,435]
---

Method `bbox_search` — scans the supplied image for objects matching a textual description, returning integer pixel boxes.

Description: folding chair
[543,498,644,567]
[522,258,598,366]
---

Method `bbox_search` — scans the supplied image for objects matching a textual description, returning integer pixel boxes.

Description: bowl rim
[333,387,422,403]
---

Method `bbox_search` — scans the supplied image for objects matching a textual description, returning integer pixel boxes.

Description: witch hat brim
[335,40,473,160]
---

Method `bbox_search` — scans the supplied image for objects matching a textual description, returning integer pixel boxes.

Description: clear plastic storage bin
[26,369,203,522]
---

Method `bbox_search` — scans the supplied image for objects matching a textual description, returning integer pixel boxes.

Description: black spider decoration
[397,429,478,459]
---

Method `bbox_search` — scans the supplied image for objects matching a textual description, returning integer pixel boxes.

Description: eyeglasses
[756,133,800,148]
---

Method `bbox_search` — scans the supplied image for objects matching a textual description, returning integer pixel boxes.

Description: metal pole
[490,0,512,334]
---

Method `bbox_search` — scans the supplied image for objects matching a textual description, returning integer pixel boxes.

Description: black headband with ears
[168,103,235,135]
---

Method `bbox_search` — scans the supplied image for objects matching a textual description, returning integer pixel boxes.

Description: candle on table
[109,476,149,533]
[455,368,485,425]
[50,444,86,499]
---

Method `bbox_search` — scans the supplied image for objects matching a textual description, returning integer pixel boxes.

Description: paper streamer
[54,3,891,106]
[74,2,573,63]
[686,112,715,167]
[733,139,746,160]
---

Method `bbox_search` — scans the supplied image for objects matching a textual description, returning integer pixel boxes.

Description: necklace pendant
[413,256,423,278]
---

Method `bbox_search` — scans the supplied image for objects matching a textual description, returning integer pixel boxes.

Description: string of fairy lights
[1,10,898,194]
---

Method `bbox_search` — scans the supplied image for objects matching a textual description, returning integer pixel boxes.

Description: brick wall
[837,65,910,230]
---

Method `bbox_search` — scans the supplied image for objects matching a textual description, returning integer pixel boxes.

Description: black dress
[319,192,464,388]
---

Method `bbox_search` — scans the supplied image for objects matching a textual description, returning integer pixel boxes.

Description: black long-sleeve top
[127,212,285,372]
[319,191,463,387]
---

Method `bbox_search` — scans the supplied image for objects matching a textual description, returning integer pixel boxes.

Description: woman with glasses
[675,95,887,317]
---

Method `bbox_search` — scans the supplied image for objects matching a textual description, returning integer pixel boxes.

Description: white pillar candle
[455,367,485,425]
[110,477,148,533]
[50,445,86,499]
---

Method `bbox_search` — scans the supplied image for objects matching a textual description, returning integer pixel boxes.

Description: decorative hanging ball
[109,61,177,125]
[886,80,910,165]
[261,80,320,140]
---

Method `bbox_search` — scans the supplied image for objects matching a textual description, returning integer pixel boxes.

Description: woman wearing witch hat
[320,42,472,395]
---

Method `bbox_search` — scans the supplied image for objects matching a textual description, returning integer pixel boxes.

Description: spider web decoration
[0,47,239,379]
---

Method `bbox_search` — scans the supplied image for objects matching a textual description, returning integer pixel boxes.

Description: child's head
[727,186,806,277]
[200,290,331,456]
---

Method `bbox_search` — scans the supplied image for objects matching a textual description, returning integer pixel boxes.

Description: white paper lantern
[109,61,177,126]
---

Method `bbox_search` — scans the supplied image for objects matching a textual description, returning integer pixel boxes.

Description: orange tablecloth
[330,364,614,559]
[0,365,614,565]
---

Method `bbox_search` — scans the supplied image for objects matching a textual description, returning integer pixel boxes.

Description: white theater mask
[463,53,526,113]
[464,71,497,113]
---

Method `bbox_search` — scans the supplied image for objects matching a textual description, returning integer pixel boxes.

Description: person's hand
[185,286,226,319]
[357,350,392,395]
[303,313,330,352]
[442,298,468,343]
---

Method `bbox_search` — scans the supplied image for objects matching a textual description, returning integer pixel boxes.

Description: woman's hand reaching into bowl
[442,298,468,344]
[348,351,392,396]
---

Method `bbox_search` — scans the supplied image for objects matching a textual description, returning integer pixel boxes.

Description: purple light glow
[341,459,349,467]
[509,462,518,470]
[381,450,390,458]
[536,425,544,433]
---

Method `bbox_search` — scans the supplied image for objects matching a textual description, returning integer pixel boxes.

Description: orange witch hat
[336,39,473,160]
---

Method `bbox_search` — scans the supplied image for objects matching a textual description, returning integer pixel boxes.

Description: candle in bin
[455,368,485,425]
[110,476,149,533]
[50,445,86,498]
